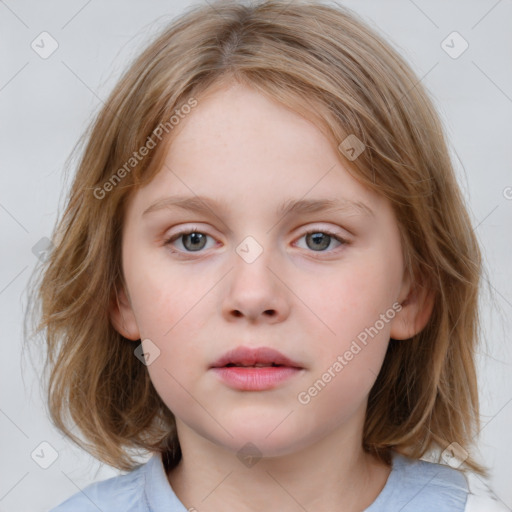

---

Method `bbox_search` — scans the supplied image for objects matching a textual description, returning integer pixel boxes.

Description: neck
[166,414,391,512]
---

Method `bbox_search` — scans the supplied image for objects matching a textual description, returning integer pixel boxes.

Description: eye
[163,227,349,256]
[164,228,216,254]
[295,229,348,253]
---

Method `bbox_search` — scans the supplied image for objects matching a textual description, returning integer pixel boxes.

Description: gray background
[1,0,511,510]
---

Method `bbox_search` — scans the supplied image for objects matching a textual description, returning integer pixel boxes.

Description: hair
[24,0,487,475]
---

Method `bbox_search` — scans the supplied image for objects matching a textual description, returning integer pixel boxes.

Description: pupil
[307,232,329,251]
[184,232,206,251]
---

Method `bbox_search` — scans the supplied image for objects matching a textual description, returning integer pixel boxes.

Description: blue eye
[163,228,348,255]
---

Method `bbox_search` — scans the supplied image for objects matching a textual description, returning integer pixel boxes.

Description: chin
[213,424,312,459]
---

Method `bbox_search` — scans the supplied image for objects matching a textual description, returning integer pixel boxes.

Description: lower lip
[211,366,302,391]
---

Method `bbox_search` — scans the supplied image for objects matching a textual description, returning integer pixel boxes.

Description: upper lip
[210,346,303,368]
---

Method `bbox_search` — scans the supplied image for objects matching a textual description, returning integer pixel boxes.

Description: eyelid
[163,221,350,237]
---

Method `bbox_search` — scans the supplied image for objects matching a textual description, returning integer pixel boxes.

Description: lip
[210,346,303,369]
[209,346,304,391]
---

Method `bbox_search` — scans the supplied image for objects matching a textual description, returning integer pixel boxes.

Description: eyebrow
[142,195,374,219]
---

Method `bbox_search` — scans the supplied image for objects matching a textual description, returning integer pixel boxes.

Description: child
[27,0,509,510]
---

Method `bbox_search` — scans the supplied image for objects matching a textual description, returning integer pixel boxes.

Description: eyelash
[163,227,349,256]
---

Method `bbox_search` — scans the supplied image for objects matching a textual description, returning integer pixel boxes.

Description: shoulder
[365,452,469,511]
[380,453,509,512]
[464,472,510,512]
[394,454,469,509]
[49,455,153,512]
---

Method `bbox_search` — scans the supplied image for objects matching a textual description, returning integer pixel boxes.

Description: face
[111,81,430,458]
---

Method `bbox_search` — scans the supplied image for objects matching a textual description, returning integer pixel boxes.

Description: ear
[390,272,435,340]
[109,282,141,341]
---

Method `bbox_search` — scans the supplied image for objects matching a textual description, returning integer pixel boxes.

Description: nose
[221,249,291,324]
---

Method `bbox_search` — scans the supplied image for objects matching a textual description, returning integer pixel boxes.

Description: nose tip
[223,260,290,324]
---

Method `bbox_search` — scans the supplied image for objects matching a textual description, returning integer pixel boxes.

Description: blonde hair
[25,0,487,475]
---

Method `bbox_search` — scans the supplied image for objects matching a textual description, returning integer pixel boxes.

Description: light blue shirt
[50,450,471,511]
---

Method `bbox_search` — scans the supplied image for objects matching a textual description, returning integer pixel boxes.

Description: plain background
[1,0,511,510]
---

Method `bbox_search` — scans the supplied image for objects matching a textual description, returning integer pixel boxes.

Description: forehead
[125,82,387,220]
[169,82,327,158]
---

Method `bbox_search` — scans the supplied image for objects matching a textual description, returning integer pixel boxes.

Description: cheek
[126,250,211,337]
[145,356,200,425]
[343,244,402,319]
[302,255,399,335]
[298,252,399,385]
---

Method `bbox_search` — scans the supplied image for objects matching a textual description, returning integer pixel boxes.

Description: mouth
[210,346,303,369]
[224,362,287,368]
[209,346,304,391]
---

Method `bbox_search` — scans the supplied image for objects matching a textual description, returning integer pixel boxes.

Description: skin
[110,80,434,512]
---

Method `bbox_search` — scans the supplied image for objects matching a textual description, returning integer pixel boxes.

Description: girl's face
[111,81,430,458]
